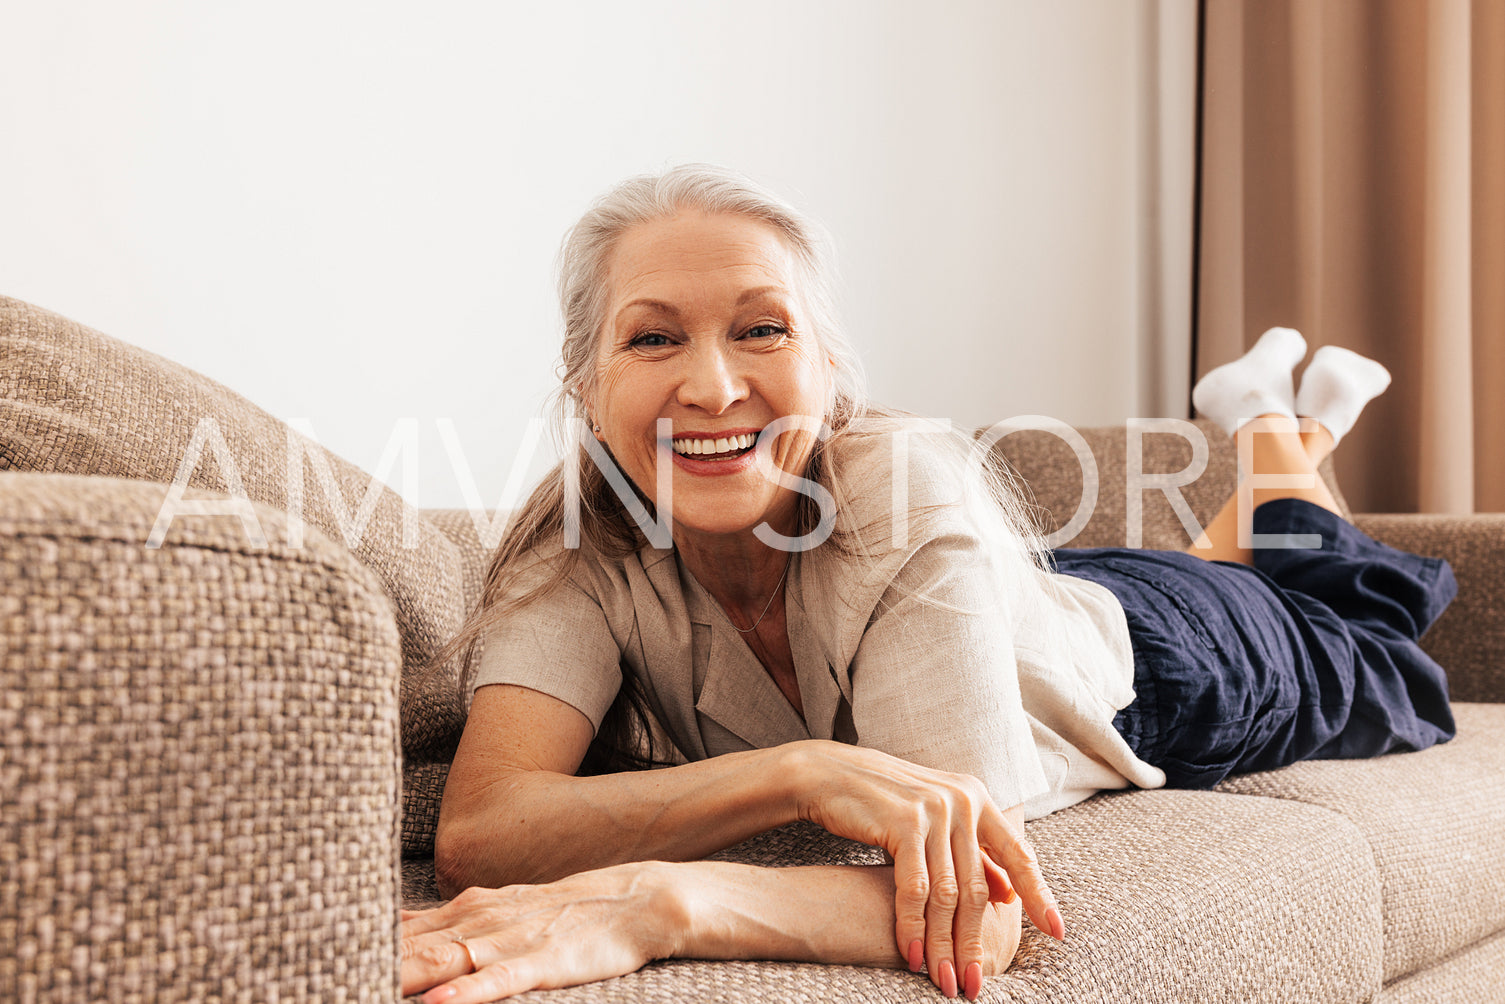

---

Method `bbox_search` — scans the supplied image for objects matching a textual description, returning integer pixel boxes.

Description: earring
[592,424,601,435]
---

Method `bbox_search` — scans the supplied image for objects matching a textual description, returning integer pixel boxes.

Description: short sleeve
[848,521,1052,811]
[470,555,623,734]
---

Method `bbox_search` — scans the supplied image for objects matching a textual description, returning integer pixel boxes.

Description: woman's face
[589,210,834,542]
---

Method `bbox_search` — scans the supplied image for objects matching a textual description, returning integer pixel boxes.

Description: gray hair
[428,166,1050,775]
[552,163,866,433]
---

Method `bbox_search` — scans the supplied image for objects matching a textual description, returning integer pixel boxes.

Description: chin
[669,512,768,538]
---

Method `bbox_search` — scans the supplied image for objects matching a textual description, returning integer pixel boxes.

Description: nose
[676,341,749,414]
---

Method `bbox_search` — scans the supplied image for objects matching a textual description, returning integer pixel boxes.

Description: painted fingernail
[1047,906,1066,940]
[964,961,983,1000]
[907,939,924,972]
[939,959,958,998]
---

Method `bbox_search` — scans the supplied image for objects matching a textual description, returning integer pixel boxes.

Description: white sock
[1294,345,1392,446]
[1192,326,1308,436]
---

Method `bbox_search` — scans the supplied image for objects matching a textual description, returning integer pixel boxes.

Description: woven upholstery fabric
[0,295,470,766]
[1354,513,1505,704]
[422,509,493,616]
[402,858,446,913]
[401,509,498,858]
[705,820,888,868]
[0,472,402,1002]
[988,789,1380,1003]
[419,791,1379,1003]
[1375,926,1505,1003]
[401,760,452,859]
[1216,702,1505,983]
[990,418,1350,550]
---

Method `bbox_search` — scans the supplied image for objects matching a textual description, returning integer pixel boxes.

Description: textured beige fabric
[1217,702,1505,982]
[1354,512,1505,703]
[402,508,497,857]
[1375,926,1505,1003]
[990,417,1350,550]
[993,790,1382,1003]
[0,295,469,766]
[0,472,402,1001]
[423,507,493,622]
[401,792,1381,1003]
[401,760,452,859]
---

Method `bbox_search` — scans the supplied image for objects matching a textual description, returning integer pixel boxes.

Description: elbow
[433,816,479,900]
[434,795,516,899]
[433,771,545,898]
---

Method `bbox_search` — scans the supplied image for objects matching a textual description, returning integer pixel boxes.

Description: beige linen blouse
[472,422,1167,819]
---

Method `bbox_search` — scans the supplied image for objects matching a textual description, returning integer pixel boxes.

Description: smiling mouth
[670,432,758,460]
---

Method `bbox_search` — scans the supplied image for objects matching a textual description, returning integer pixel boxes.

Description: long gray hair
[429,164,1050,773]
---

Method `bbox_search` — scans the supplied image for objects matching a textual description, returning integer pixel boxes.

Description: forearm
[436,744,801,896]
[666,862,1021,975]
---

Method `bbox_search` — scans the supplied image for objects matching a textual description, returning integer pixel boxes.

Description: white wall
[2,0,1194,509]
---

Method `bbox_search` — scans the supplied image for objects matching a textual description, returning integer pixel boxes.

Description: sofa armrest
[1353,512,1505,704]
[0,472,402,1001]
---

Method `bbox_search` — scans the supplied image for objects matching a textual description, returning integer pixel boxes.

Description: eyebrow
[615,286,793,322]
[734,286,791,306]
[617,298,682,320]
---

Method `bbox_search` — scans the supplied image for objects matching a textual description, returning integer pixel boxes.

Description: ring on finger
[454,935,481,973]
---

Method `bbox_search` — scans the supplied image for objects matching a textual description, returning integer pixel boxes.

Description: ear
[572,384,605,441]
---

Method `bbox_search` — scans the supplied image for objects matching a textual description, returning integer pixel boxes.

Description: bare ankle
[1297,417,1336,465]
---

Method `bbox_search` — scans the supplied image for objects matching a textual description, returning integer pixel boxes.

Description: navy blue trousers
[1052,498,1458,789]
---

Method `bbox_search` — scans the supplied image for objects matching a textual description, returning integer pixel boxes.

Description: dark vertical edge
[1187,0,1209,417]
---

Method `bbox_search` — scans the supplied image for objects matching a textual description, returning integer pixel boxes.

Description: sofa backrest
[0,296,474,776]
[989,419,1350,551]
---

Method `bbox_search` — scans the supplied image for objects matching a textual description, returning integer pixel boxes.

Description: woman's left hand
[400,862,680,1004]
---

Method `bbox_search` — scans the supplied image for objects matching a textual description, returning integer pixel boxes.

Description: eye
[744,323,788,340]
[629,331,672,348]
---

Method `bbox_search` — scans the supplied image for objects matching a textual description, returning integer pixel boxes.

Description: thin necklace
[729,554,792,634]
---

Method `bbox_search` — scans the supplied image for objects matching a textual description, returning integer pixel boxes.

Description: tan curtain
[1196,0,1505,513]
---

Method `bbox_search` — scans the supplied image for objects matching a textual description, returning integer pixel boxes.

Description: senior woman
[400,166,1455,1004]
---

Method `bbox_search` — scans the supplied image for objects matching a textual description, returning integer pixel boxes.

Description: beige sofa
[3,294,1502,1003]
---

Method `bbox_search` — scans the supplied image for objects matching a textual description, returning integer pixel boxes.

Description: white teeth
[670,433,759,456]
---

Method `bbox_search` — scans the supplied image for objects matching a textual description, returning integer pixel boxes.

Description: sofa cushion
[1216,701,1505,982]
[0,295,472,769]
[997,788,1381,1003]
[1375,927,1505,1003]
[992,418,1351,550]
[398,793,1382,1003]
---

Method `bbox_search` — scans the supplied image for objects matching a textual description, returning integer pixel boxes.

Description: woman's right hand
[785,740,1064,999]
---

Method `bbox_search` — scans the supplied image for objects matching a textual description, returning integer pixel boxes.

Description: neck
[674,526,793,616]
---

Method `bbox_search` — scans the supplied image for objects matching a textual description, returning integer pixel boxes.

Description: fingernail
[1047,906,1066,941]
[964,962,983,1000]
[907,939,924,973]
[939,959,958,998]
[422,988,457,1004]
